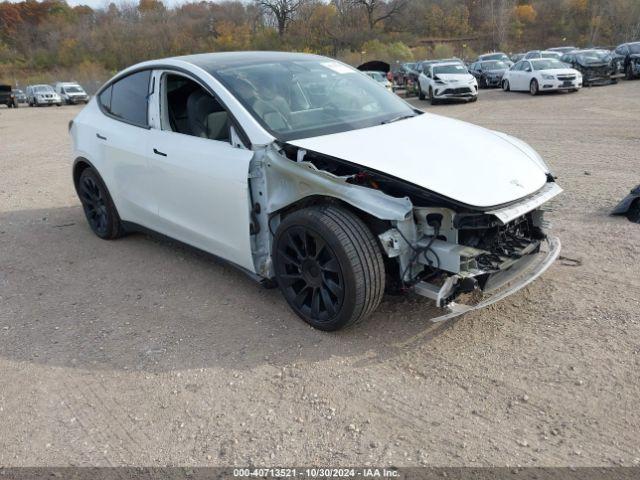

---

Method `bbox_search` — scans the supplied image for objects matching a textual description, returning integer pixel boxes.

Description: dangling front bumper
[415,236,561,323]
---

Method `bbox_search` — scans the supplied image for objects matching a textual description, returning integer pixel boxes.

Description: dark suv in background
[613,42,640,79]
[0,84,18,108]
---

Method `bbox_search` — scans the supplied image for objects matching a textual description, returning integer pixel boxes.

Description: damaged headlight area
[378,188,561,311]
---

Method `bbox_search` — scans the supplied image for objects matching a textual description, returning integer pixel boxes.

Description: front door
[146,70,256,272]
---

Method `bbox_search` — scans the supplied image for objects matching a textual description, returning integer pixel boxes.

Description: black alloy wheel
[77,168,123,239]
[276,225,345,322]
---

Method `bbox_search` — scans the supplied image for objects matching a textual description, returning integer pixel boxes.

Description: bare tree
[348,0,406,30]
[482,0,515,49]
[255,0,305,36]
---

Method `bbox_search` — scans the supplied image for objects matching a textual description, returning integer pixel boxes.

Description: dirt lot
[1,82,639,468]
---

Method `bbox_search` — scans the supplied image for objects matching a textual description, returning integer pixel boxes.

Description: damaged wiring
[395,226,441,288]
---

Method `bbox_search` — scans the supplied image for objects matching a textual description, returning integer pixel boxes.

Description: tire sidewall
[530,79,538,95]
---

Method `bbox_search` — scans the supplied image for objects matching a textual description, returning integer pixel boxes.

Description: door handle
[96,133,107,140]
[153,148,167,157]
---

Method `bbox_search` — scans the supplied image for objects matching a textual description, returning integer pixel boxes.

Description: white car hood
[539,68,580,76]
[289,113,549,208]
[435,73,474,83]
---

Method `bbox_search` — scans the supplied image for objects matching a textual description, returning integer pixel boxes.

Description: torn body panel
[247,144,413,277]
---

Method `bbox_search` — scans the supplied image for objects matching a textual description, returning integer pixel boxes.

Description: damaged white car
[70,52,562,331]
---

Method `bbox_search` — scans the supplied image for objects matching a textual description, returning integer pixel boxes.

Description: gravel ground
[0,82,639,467]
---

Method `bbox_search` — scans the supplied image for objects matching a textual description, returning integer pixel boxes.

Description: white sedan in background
[502,58,583,95]
[418,62,478,104]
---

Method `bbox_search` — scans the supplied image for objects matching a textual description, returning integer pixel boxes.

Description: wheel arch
[72,156,95,189]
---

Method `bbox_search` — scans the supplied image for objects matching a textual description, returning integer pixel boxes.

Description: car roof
[174,51,326,71]
[431,62,464,67]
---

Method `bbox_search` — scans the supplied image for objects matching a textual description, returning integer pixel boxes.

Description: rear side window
[100,70,151,127]
[98,86,112,112]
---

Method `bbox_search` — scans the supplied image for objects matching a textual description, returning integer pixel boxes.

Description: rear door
[145,69,256,272]
[94,70,158,227]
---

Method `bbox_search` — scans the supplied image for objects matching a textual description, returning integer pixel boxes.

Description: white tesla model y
[70,52,562,330]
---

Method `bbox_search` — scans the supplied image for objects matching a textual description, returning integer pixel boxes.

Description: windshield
[364,71,386,82]
[576,50,610,63]
[482,53,509,61]
[481,61,508,70]
[629,43,640,54]
[541,52,562,59]
[34,85,54,93]
[64,85,84,93]
[213,59,415,141]
[433,64,468,75]
[531,59,565,70]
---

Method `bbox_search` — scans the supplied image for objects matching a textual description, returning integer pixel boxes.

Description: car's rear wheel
[502,79,510,91]
[418,82,425,100]
[530,79,539,96]
[77,167,124,240]
[273,205,385,331]
[626,64,634,80]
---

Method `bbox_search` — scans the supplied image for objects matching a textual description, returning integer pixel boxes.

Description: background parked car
[476,52,513,66]
[510,53,525,63]
[55,82,89,104]
[12,88,27,104]
[0,84,18,108]
[560,49,617,86]
[612,42,640,79]
[502,58,582,95]
[548,46,578,55]
[393,62,418,87]
[26,84,62,106]
[468,60,509,88]
[524,50,564,60]
[363,70,393,91]
[418,61,478,104]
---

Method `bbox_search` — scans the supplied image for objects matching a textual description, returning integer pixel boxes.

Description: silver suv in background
[26,84,62,107]
[55,82,89,105]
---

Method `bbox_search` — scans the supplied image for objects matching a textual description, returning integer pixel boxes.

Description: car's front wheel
[273,205,385,331]
[429,87,438,105]
[530,79,539,96]
[418,82,425,100]
[502,79,510,91]
[77,167,124,239]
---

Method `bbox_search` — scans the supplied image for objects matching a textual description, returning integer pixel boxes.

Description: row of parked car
[393,41,640,104]
[0,81,90,108]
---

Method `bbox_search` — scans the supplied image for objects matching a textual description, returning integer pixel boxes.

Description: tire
[56,103,61,107]
[418,82,425,100]
[530,79,539,96]
[470,95,478,102]
[479,76,487,89]
[626,64,634,80]
[502,79,510,91]
[273,205,385,331]
[77,167,124,240]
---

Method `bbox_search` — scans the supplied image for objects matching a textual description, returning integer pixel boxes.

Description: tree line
[1,0,639,89]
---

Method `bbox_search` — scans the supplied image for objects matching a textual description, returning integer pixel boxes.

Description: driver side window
[161,73,230,143]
